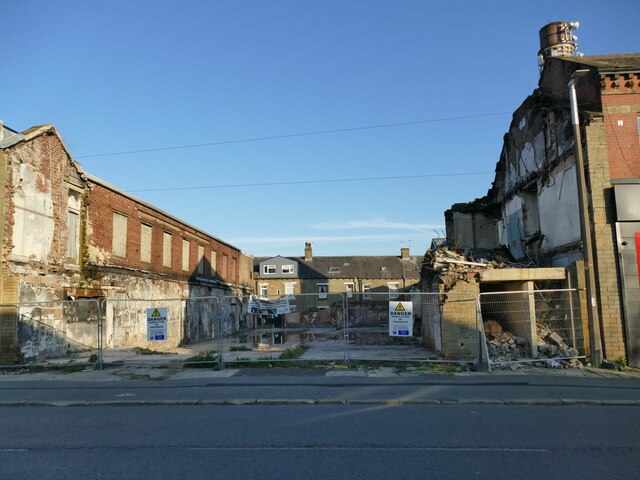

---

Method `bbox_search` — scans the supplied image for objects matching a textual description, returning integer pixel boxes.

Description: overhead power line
[126,172,494,193]
[75,112,511,159]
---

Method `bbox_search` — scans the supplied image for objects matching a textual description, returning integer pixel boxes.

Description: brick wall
[439,280,480,361]
[421,275,479,361]
[584,117,627,359]
[86,181,242,285]
[601,92,640,179]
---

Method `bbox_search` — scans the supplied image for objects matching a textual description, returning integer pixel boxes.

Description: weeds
[134,347,164,355]
[183,351,219,368]
[229,345,251,352]
[279,345,308,359]
[613,357,627,368]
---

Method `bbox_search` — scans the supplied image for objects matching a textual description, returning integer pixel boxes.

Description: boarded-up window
[197,245,205,274]
[210,250,217,276]
[230,257,237,282]
[182,239,190,271]
[221,254,228,277]
[112,212,127,257]
[140,224,152,263]
[67,211,80,262]
[67,190,81,263]
[163,232,172,268]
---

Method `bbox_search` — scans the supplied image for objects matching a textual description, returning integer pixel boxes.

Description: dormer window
[328,266,340,274]
[263,265,276,274]
[281,264,294,274]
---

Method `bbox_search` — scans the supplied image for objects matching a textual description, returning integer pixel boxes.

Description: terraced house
[254,242,422,302]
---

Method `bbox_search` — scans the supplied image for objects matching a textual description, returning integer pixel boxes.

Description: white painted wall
[539,165,581,251]
[11,164,54,261]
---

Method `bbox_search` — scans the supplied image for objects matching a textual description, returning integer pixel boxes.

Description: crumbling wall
[439,280,480,361]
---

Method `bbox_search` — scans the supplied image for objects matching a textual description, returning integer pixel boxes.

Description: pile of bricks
[484,319,580,366]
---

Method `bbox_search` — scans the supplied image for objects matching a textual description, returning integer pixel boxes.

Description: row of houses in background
[442,21,640,367]
[254,242,421,301]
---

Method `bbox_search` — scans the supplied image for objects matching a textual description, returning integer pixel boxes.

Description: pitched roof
[579,53,640,71]
[545,53,640,73]
[255,255,422,280]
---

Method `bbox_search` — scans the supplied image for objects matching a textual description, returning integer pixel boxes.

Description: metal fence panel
[478,288,584,368]
[105,297,186,350]
[346,292,428,362]
[216,293,347,365]
[0,299,101,366]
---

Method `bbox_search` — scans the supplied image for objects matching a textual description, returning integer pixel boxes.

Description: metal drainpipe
[568,70,603,367]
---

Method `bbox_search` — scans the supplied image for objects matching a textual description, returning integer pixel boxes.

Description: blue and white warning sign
[389,301,413,337]
[147,307,168,341]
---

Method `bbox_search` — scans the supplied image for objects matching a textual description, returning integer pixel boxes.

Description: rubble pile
[536,322,580,359]
[484,320,525,363]
[484,319,581,368]
[423,248,516,286]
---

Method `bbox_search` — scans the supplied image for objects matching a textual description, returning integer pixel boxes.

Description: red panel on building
[636,232,640,287]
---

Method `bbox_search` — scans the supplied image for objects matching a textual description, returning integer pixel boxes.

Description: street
[1,404,638,479]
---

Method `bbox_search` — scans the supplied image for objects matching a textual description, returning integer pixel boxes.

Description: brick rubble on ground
[484,319,582,368]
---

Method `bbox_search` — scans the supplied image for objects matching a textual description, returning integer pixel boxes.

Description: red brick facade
[601,89,640,179]
[86,180,240,284]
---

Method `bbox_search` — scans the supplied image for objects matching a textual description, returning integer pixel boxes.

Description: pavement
[1,361,639,407]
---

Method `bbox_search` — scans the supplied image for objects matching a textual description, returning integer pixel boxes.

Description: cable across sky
[126,172,495,193]
[75,111,511,159]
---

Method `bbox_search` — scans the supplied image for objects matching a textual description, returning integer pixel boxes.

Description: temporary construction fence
[216,293,348,365]
[214,291,475,366]
[0,299,102,365]
[478,288,585,370]
[0,288,587,369]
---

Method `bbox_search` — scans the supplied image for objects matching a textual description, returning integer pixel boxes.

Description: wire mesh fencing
[215,293,347,366]
[478,288,585,369]
[0,299,102,367]
[344,292,445,362]
[1,287,589,370]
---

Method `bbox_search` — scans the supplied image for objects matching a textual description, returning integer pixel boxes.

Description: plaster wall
[539,164,581,251]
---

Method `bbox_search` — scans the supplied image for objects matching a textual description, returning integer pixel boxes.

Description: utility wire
[75,112,511,159]
[126,172,494,193]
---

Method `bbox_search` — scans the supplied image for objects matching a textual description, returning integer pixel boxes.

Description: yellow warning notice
[151,308,162,317]
[394,303,405,312]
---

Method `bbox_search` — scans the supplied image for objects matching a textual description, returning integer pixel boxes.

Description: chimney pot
[304,242,313,261]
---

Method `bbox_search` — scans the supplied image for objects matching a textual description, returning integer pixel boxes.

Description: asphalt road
[1,404,638,480]
[1,368,640,405]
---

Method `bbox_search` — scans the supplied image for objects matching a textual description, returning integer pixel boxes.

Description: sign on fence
[389,301,413,337]
[147,307,168,341]
[248,295,291,316]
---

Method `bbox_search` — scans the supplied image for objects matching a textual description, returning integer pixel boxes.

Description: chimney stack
[538,21,580,70]
[304,242,313,261]
[400,247,410,260]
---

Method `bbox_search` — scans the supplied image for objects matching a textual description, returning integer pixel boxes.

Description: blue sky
[3,1,639,257]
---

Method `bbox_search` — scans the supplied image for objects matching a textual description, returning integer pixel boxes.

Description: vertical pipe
[569,73,603,367]
[567,274,577,348]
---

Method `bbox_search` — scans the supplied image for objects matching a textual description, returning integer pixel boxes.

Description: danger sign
[389,301,413,337]
[147,307,168,341]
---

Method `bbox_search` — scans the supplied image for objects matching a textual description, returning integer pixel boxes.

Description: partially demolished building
[439,22,640,366]
[0,123,253,363]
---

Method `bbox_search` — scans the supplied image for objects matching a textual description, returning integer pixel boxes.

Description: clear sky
[3,1,639,258]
